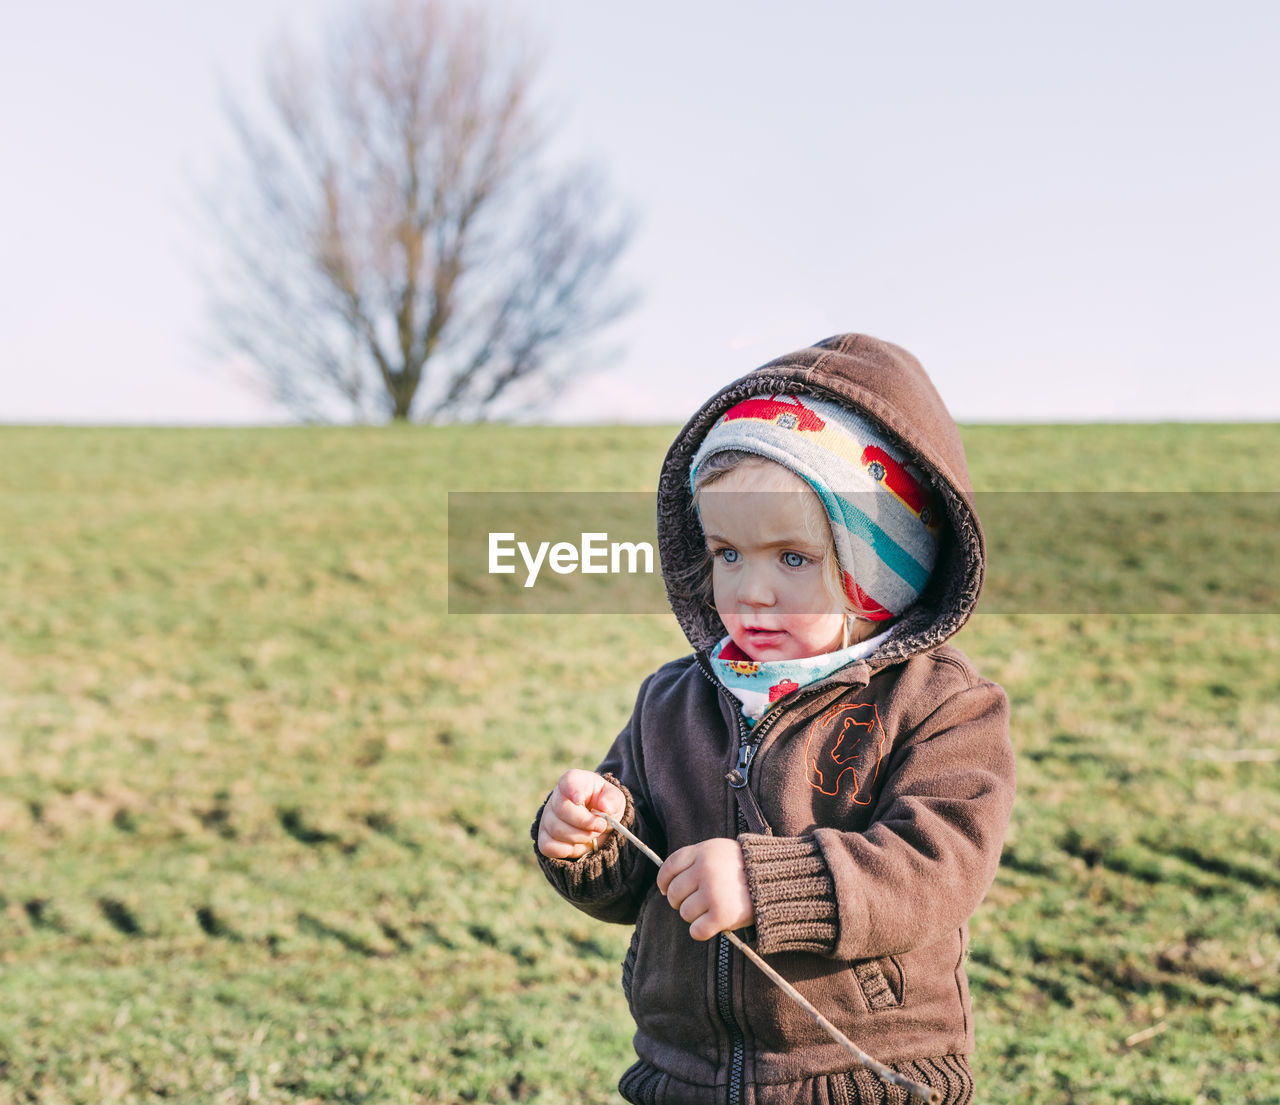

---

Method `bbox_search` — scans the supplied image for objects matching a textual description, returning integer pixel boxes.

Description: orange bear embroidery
[804,702,886,804]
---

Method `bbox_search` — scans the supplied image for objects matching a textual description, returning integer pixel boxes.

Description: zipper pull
[729,742,755,786]
[725,745,772,837]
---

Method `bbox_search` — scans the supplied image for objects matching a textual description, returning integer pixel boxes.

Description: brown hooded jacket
[535,334,1016,1105]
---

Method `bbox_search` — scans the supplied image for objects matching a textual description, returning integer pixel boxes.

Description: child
[534,334,1015,1105]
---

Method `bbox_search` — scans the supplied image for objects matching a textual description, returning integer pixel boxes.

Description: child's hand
[537,769,625,860]
[657,838,755,941]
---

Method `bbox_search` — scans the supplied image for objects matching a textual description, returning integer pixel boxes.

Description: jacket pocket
[853,955,903,1011]
[621,897,647,1012]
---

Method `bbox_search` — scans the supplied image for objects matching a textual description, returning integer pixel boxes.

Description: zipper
[695,655,752,1105]
[715,930,745,1104]
[695,653,805,778]
[694,654,826,1105]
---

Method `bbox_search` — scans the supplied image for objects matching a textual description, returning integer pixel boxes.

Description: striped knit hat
[689,393,941,621]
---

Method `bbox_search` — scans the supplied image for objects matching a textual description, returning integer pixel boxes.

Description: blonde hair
[689,450,872,647]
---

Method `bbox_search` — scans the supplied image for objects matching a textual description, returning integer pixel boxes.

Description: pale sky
[2,1,1278,424]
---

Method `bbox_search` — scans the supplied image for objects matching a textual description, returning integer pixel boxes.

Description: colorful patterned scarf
[709,628,894,726]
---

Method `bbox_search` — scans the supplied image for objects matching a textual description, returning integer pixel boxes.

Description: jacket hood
[657,333,984,664]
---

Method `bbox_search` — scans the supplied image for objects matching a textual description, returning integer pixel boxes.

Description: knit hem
[739,833,839,955]
[617,1055,974,1105]
[834,1054,975,1105]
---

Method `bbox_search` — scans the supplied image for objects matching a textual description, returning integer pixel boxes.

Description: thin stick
[601,813,942,1105]
[1123,1021,1167,1048]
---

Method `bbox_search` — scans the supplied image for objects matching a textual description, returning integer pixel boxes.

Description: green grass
[0,422,1277,1104]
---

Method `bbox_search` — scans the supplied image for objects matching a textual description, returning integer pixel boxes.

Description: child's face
[698,460,846,662]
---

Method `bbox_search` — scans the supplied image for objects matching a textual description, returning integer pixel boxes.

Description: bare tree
[205,0,634,422]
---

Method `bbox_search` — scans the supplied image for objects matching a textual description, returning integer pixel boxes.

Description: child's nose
[736,564,775,606]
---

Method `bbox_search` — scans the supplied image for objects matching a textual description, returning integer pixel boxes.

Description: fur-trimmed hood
[658,333,984,665]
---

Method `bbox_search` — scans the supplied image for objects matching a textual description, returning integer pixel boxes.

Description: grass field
[0,423,1277,1104]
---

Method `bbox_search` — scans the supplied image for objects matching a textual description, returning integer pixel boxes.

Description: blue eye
[718,548,740,564]
[782,551,806,568]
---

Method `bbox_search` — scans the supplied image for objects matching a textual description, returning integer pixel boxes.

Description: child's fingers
[536,773,617,860]
[662,878,720,941]
[541,803,599,845]
[663,859,721,922]
[537,825,592,860]
[587,779,627,821]
[535,769,628,861]
[657,840,754,940]
[667,879,744,942]
[555,770,624,832]
[555,769,601,808]
[687,906,727,943]
[551,792,607,837]
[656,846,695,898]
[537,808,604,858]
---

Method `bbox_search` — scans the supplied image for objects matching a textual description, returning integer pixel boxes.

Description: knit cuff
[739,833,839,956]
[532,774,641,905]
